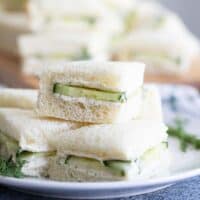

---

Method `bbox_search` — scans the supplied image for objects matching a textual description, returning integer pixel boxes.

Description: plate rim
[0,168,199,190]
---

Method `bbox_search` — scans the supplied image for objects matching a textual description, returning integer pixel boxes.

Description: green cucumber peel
[53,83,127,103]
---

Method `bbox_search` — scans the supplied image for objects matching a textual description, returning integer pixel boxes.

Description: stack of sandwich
[109,1,200,74]
[0,0,120,64]
[0,61,170,182]
[0,0,199,75]
[17,0,120,75]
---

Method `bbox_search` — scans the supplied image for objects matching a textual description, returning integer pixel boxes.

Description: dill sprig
[0,152,25,178]
[167,119,200,152]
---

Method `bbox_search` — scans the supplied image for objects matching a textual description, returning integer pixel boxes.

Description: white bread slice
[22,59,79,77]
[18,33,92,58]
[22,156,50,177]
[22,59,69,77]
[0,88,37,109]
[48,120,167,161]
[37,87,142,124]
[37,61,145,123]
[111,29,199,74]
[27,0,108,17]
[139,85,163,121]
[18,32,108,60]
[0,12,30,55]
[27,0,122,36]
[0,108,78,152]
[36,61,145,94]
[27,0,112,32]
[38,61,145,92]
[49,144,170,182]
[122,1,169,32]
[103,0,135,12]
[37,84,162,123]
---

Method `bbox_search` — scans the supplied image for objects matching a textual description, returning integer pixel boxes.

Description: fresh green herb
[0,156,25,178]
[167,118,200,152]
[0,131,25,177]
[65,155,73,165]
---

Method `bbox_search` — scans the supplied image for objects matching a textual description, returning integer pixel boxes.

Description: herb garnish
[167,119,200,152]
[0,155,25,178]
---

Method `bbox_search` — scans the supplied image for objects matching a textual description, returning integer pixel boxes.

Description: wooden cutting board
[0,53,38,88]
[0,52,200,89]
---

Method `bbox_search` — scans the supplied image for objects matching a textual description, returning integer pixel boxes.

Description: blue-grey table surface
[0,177,200,200]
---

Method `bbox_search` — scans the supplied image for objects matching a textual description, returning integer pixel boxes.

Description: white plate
[0,84,200,199]
[0,168,200,199]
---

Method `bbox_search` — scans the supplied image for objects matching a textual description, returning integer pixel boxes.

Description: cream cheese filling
[54,142,168,178]
[0,131,55,177]
[34,47,91,61]
[53,83,128,103]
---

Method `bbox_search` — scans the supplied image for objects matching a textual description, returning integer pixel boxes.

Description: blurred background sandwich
[0,0,199,88]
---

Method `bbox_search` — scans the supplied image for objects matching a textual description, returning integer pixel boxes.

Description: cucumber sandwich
[26,0,121,36]
[0,108,76,177]
[37,61,145,123]
[19,32,109,77]
[48,120,169,181]
[0,107,169,181]
[27,0,110,32]
[18,33,94,62]
[122,1,169,32]
[111,23,199,75]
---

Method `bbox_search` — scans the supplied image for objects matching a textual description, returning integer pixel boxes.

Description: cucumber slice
[53,83,127,103]
[63,156,131,177]
[18,151,56,161]
[64,155,104,170]
[103,160,132,176]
